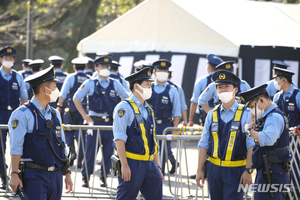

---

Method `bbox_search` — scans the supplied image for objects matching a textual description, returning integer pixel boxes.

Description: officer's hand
[57,107,62,113]
[9,173,23,193]
[182,121,188,127]
[64,173,73,193]
[121,164,131,182]
[240,171,252,187]
[244,123,253,133]
[159,169,164,184]
[196,170,205,188]
[84,115,94,125]
[188,120,194,127]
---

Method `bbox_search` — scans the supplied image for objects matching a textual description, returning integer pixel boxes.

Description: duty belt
[155,119,172,124]
[25,162,59,171]
[91,116,112,122]
[208,157,247,167]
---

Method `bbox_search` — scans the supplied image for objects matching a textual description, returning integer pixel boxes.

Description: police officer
[196,70,254,200]
[147,59,181,175]
[84,56,94,77]
[272,67,300,196]
[109,60,131,93]
[26,59,44,100]
[48,55,67,109]
[240,84,291,199]
[0,46,28,189]
[73,55,129,187]
[188,54,223,127]
[20,59,33,79]
[8,66,73,199]
[199,61,251,114]
[57,57,90,167]
[266,60,297,100]
[113,67,163,200]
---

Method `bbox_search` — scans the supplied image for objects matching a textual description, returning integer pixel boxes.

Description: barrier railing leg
[0,129,8,196]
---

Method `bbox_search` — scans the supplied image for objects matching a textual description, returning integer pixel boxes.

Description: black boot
[168,154,179,174]
[69,146,77,167]
[77,154,83,168]
[100,174,107,187]
[0,172,7,190]
[82,175,89,188]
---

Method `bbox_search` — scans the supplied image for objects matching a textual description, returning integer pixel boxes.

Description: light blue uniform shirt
[273,86,300,128]
[257,104,285,146]
[59,70,85,99]
[9,98,66,156]
[198,101,255,150]
[199,80,251,106]
[92,71,98,78]
[113,95,154,142]
[168,79,187,112]
[153,81,181,118]
[74,77,129,117]
[110,72,131,93]
[0,67,28,100]
[266,79,297,98]
[190,72,214,103]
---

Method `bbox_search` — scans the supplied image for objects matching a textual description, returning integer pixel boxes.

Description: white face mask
[135,84,152,100]
[46,87,60,103]
[99,69,110,77]
[218,91,234,103]
[274,79,282,90]
[156,72,168,82]
[2,61,13,69]
[250,101,264,118]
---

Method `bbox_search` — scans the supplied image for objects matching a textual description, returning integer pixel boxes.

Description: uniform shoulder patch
[118,108,125,118]
[12,118,19,129]
[205,87,209,92]
[80,84,85,89]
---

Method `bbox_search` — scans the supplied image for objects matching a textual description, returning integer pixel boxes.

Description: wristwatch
[246,128,252,137]
[245,168,253,174]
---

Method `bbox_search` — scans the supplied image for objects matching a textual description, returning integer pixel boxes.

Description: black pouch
[18,162,26,182]
[282,161,291,173]
[61,160,70,175]
[111,155,122,177]
[203,159,208,179]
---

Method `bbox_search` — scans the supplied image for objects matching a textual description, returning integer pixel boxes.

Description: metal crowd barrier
[0,124,300,200]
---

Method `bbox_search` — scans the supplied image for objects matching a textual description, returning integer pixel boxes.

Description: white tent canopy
[77,0,300,57]
[77,0,238,57]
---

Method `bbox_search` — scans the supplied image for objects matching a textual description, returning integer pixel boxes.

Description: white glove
[87,122,94,136]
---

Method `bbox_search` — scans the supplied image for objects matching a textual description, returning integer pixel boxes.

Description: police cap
[0,46,17,57]
[111,60,121,70]
[273,67,294,80]
[71,57,88,69]
[125,67,153,84]
[29,59,44,71]
[215,61,235,72]
[25,66,59,88]
[272,60,289,69]
[22,59,33,67]
[153,59,171,70]
[239,84,268,107]
[134,60,153,72]
[212,70,240,85]
[48,55,64,66]
[207,54,223,68]
[94,56,112,65]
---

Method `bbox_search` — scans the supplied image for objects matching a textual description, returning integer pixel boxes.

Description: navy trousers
[81,120,113,178]
[116,159,162,200]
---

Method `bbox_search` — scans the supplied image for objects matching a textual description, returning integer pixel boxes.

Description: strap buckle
[156,120,162,124]
[47,166,56,171]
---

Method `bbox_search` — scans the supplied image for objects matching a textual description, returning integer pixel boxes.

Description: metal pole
[26,0,33,59]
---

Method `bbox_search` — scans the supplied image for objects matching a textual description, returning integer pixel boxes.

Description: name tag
[287,103,295,111]
[12,82,18,90]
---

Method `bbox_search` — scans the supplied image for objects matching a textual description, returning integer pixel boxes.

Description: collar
[131,94,149,109]
[77,70,84,73]
[0,67,12,76]
[25,69,31,72]
[98,76,109,83]
[85,69,93,73]
[110,72,117,75]
[220,101,239,112]
[154,80,167,87]
[262,103,277,118]
[285,85,295,95]
[31,98,51,114]
[209,72,214,75]
[55,68,62,73]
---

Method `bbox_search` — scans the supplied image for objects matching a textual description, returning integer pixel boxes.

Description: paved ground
[0,126,255,199]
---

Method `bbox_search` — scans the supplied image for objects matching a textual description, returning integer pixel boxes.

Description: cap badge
[240,96,245,102]
[161,62,166,67]
[147,70,151,77]
[53,68,55,75]
[104,58,109,62]
[7,48,12,53]
[219,73,226,80]
[225,64,231,69]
